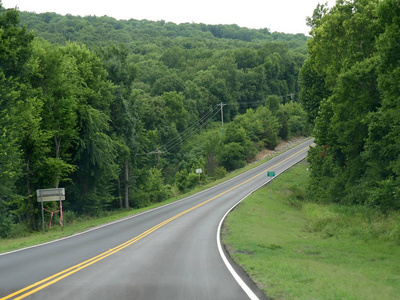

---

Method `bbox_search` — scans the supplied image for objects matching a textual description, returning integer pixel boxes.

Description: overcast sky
[2,0,336,35]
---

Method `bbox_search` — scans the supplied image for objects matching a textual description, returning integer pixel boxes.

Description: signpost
[196,168,202,185]
[267,171,275,196]
[37,188,65,233]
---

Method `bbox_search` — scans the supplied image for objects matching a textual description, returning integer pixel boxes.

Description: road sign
[267,171,275,177]
[37,188,65,233]
[37,188,65,202]
[196,168,202,174]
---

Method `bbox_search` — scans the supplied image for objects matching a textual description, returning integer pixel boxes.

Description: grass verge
[222,160,400,299]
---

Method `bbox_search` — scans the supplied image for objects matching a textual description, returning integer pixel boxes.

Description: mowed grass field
[222,160,400,299]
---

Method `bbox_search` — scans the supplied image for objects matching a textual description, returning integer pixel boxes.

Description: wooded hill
[0,3,310,237]
[18,11,308,51]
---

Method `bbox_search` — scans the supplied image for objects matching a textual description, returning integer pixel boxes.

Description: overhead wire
[225,101,266,107]
[142,100,272,158]
[160,107,221,153]
[158,105,220,152]
[144,105,221,155]
[146,98,280,155]
[160,106,221,153]
[152,101,268,154]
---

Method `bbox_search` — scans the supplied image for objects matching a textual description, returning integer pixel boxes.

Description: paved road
[0,139,313,300]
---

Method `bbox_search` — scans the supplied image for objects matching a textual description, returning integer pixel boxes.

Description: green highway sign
[267,171,275,177]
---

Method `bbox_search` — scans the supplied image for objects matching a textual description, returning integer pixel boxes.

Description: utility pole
[287,93,294,101]
[217,102,227,126]
[147,148,165,169]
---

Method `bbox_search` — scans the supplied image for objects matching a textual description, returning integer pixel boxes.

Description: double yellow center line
[2,144,311,300]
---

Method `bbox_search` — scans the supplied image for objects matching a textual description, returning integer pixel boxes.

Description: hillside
[19,11,308,52]
[0,4,310,237]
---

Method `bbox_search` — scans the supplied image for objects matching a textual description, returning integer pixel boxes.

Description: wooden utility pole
[217,102,227,126]
[147,148,165,169]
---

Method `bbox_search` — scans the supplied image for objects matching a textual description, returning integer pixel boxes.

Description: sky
[2,0,337,35]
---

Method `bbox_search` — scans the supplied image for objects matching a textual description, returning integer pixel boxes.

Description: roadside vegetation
[223,161,400,299]
[1,1,400,297]
[0,138,308,253]
[300,0,400,211]
[0,1,310,238]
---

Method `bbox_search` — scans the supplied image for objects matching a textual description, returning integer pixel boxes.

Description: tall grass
[304,203,400,244]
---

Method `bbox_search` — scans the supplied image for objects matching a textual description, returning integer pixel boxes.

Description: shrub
[214,166,227,179]
[62,210,78,225]
[219,142,246,171]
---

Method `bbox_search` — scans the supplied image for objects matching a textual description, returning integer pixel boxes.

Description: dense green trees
[300,0,400,211]
[0,2,310,237]
[0,5,37,233]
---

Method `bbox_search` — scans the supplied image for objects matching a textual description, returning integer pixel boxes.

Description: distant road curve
[0,139,313,300]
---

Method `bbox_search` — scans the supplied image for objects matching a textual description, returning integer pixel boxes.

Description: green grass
[222,161,400,299]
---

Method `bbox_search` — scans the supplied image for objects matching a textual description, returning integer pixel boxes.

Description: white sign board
[195,169,202,174]
[37,188,65,202]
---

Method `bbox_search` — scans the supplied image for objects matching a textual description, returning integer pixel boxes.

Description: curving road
[0,139,313,300]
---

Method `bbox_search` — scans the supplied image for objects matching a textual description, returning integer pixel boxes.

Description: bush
[62,210,78,225]
[134,167,172,207]
[264,129,279,149]
[219,142,246,171]
[175,170,201,192]
[8,223,30,238]
[132,191,151,208]
[175,169,189,191]
[187,173,200,190]
[214,166,227,179]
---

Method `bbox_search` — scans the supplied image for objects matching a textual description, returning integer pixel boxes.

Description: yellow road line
[2,144,310,300]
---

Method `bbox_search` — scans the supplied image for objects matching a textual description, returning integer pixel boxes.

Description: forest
[3,0,398,239]
[0,2,310,237]
[300,0,400,212]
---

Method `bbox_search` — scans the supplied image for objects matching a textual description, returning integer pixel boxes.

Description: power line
[161,107,221,153]
[146,148,165,169]
[144,105,221,156]
[158,105,220,151]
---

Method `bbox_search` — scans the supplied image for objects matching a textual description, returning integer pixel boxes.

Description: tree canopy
[0,2,310,237]
[300,0,400,211]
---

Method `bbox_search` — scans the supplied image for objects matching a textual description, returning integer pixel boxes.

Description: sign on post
[37,188,65,233]
[266,171,276,196]
[196,169,202,185]
[37,188,65,202]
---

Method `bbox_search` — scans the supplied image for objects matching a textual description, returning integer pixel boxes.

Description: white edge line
[216,154,308,300]
[217,188,262,300]
[1,140,312,257]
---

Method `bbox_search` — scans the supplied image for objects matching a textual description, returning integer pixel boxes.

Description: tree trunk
[124,158,129,209]
[117,176,122,209]
[26,157,37,230]
[55,135,61,188]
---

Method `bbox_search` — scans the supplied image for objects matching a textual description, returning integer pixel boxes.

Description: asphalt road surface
[0,139,313,300]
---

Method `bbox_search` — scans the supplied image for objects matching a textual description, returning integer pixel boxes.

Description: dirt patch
[250,136,310,163]
[225,244,255,256]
